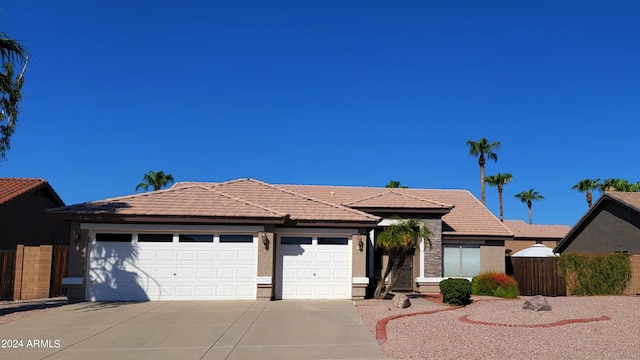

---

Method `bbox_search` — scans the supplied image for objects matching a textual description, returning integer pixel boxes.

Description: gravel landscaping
[356,295,640,359]
[0,298,68,325]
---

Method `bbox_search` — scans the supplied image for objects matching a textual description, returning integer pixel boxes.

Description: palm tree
[136,170,175,192]
[385,180,408,188]
[374,218,430,299]
[466,138,501,205]
[0,33,28,160]
[572,179,601,209]
[599,178,640,193]
[485,173,513,222]
[514,188,544,224]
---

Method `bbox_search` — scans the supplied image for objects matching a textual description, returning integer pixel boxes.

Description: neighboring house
[0,178,69,250]
[555,192,640,254]
[503,220,570,255]
[48,178,513,302]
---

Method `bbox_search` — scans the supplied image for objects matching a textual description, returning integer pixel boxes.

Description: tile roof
[503,220,570,240]
[49,184,288,220]
[280,185,512,237]
[51,178,514,237]
[0,178,61,205]
[50,179,379,224]
[604,191,640,212]
[342,190,452,210]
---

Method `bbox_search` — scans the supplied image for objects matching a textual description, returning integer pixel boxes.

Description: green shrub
[492,286,519,298]
[439,278,472,305]
[472,272,519,298]
[556,253,631,296]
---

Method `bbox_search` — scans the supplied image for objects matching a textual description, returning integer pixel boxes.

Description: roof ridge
[281,183,471,192]
[239,179,380,220]
[203,186,288,217]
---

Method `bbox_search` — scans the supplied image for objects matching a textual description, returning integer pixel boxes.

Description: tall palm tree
[374,218,430,299]
[0,33,28,160]
[136,170,175,192]
[485,173,513,222]
[572,179,601,209]
[514,188,544,224]
[466,138,501,205]
[385,180,408,188]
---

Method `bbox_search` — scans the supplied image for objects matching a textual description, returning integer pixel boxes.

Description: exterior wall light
[358,237,364,252]
[260,232,270,250]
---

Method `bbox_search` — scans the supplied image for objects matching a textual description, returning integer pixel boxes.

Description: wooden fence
[0,250,16,299]
[510,257,566,296]
[49,245,69,297]
[0,245,69,300]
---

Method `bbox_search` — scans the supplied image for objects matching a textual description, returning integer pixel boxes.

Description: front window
[443,245,481,277]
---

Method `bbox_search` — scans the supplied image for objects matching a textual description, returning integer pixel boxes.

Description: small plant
[472,272,519,298]
[439,278,472,305]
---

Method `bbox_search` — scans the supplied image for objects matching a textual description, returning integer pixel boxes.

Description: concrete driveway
[0,300,383,360]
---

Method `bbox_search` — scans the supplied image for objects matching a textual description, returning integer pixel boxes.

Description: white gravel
[356,295,640,359]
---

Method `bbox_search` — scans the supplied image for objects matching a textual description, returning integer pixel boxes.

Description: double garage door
[88,233,257,301]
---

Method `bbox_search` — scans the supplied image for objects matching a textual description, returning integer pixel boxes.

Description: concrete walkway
[0,300,383,360]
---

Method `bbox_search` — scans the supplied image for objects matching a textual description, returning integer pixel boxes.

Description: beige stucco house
[49,178,513,301]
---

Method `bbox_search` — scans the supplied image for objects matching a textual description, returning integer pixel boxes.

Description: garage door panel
[217,250,235,261]
[177,250,195,261]
[156,250,174,261]
[196,268,214,279]
[197,251,215,261]
[237,268,256,279]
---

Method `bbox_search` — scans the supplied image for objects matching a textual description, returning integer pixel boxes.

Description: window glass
[318,237,348,245]
[220,234,254,243]
[281,236,312,245]
[179,234,213,242]
[138,234,173,242]
[95,233,131,242]
[443,245,480,277]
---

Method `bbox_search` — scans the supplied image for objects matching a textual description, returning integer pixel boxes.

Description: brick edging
[459,314,611,328]
[376,306,462,345]
[375,300,611,345]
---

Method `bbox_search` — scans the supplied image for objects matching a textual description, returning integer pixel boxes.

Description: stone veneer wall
[423,219,442,277]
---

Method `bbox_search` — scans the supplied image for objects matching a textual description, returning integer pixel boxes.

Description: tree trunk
[527,201,533,224]
[374,254,407,299]
[498,185,504,221]
[587,190,593,208]
[479,154,486,204]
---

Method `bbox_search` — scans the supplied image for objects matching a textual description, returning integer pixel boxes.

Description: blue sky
[2,1,639,227]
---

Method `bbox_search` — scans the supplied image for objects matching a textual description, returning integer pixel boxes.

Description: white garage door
[277,235,352,299]
[88,233,257,301]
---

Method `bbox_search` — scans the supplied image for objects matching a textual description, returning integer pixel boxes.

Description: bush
[472,272,519,298]
[556,253,631,296]
[439,278,472,305]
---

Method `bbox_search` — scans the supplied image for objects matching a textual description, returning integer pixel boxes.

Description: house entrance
[393,254,414,291]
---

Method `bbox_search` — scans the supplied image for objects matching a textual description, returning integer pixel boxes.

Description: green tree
[385,180,408,188]
[136,170,175,192]
[514,188,544,224]
[485,173,513,222]
[374,218,430,299]
[466,137,501,205]
[572,178,601,209]
[599,178,640,193]
[0,33,28,160]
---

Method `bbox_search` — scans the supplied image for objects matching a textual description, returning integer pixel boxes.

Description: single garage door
[277,235,352,299]
[88,233,257,301]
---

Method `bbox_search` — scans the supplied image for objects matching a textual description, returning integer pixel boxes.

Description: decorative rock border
[376,306,462,345]
[374,294,612,345]
[459,314,611,328]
